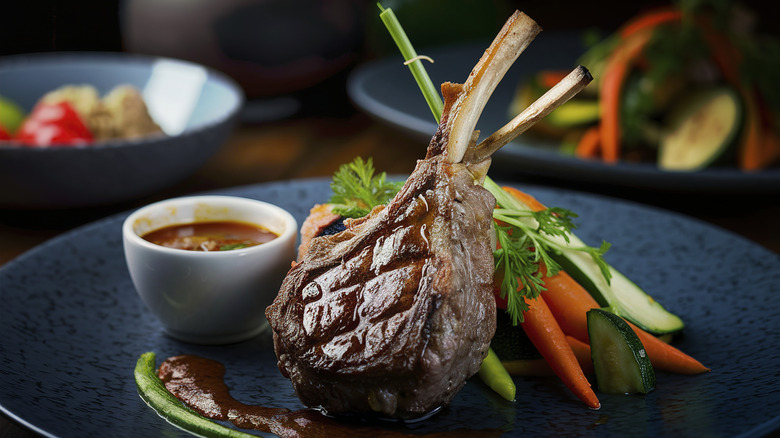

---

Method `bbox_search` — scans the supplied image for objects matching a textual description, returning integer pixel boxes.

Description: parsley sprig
[489,189,611,323]
[328,157,404,218]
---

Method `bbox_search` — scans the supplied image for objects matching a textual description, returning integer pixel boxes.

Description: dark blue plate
[1,178,778,437]
[347,33,780,194]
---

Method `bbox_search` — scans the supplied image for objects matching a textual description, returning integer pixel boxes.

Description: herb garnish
[328,157,404,218]
[219,243,249,251]
[486,178,611,324]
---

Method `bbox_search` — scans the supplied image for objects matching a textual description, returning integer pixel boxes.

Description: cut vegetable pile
[512,1,780,171]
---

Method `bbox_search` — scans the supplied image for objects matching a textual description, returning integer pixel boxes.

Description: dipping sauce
[141,221,277,251]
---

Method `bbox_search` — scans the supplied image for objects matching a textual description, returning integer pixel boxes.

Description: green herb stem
[378,3,443,123]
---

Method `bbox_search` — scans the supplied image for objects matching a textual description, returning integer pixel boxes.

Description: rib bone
[445,11,542,165]
[465,65,593,164]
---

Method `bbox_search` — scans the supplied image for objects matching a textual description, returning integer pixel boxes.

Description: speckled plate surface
[1,178,779,437]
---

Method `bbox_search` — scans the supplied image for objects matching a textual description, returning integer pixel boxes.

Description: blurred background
[1,0,779,259]
[3,0,777,115]
[1,0,779,253]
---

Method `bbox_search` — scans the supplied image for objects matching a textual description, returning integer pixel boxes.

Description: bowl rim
[122,195,298,257]
[0,51,245,151]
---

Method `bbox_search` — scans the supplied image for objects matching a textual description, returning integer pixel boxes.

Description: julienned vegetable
[587,309,656,394]
[539,267,710,375]
[522,294,600,409]
[499,185,684,335]
[134,352,255,438]
[515,2,780,171]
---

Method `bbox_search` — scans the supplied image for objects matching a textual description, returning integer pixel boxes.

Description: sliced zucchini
[553,247,684,335]
[659,87,742,171]
[546,99,600,128]
[587,308,655,394]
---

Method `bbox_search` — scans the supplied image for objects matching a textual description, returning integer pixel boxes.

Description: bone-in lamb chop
[265,11,592,419]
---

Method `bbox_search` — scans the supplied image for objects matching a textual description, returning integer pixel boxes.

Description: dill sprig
[328,157,403,218]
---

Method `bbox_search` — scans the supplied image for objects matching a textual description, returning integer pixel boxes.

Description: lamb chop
[265,11,592,419]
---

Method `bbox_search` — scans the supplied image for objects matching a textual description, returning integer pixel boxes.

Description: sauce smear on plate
[158,355,501,437]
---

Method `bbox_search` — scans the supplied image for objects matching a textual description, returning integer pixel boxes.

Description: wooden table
[1,114,779,437]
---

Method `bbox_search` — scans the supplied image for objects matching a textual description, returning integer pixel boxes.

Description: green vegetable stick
[134,352,256,438]
[478,348,517,401]
[378,3,443,123]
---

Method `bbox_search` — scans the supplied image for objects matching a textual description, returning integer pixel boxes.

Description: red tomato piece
[16,102,93,147]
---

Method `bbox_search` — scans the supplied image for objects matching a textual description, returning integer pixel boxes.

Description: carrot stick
[625,320,710,375]
[599,30,653,163]
[539,70,570,89]
[575,125,601,158]
[738,91,766,171]
[500,186,546,212]
[619,7,682,39]
[521,294,601,409]
[566,335,594,375]
[733,89,780,170]
[540,270,710,375]
[540,270,598,344]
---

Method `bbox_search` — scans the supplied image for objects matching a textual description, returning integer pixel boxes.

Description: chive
[377,3,512,193]
[377,3,443,123]
[219,243,249,251]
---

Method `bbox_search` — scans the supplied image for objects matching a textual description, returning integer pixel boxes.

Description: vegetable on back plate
[587,308,656,395]
[659,87,742,171]
[511,73,600,131]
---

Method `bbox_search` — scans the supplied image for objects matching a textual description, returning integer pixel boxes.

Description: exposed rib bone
[445,11,542,164]
[465,65,593,164]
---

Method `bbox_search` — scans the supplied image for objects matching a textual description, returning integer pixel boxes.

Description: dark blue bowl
[0,52,244,208]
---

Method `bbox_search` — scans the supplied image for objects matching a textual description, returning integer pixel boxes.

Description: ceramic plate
[347,32,780,193]
[1,179,778,437]
[0,52,243,208]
